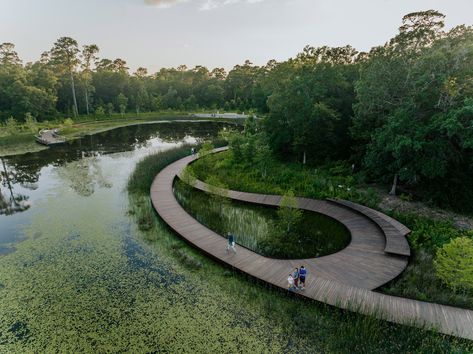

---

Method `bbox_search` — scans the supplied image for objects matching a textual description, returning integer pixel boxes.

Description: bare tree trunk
[70,70,79,117]
[84,85,90,115]
[302,151,306,165]
[389,173,398,196]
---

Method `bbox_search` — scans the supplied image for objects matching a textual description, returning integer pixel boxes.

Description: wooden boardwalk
[150,148,473,340]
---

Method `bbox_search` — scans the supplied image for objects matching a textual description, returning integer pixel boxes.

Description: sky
[0,0,472,73]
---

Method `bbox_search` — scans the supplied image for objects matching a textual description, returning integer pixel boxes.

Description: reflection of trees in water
[0,158,31,215]
[4,122,232,185]
[56,154,112,197]
[2,122,234,199]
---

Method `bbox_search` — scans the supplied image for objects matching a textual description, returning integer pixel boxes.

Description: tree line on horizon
[1,10,473,211]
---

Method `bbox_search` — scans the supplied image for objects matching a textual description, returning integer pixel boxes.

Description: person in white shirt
[287,274,294,291]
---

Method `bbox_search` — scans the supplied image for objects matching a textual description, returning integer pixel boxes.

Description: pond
[174,179,351,259]
[0,121,464,353]
[1,121,303,352]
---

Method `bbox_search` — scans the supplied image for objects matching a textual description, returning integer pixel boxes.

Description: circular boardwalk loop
[150,148,473,340]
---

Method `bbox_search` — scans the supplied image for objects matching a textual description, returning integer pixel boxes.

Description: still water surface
[0,122,297,352]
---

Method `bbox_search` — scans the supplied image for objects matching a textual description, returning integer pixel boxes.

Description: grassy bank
[0,112,244,157]
[126,146,473,352]
[191,150,473,310]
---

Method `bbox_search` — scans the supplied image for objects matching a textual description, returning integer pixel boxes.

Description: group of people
[287,266,307,291]
[225,233,308,292]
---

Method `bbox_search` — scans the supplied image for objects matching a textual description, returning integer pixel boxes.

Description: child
[287,273,294,291]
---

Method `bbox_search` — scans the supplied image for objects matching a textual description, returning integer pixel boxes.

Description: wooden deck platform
[35,129,66,146]
[150,148,473,340]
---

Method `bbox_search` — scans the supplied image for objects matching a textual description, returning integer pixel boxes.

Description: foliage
[174,179,350,259]
[180,166,196,187]
[95,106,105,117]
[394,212,469,251]
[192,150,370,206]
[0,9,473,212]
[198,141,214,158]
[277,190,302,234]
[124,140,472,352]
[435,237,473,292]
[127,145,193,195]
[4,116,19,135]
[24,113,38,133]
[63,118,74,127]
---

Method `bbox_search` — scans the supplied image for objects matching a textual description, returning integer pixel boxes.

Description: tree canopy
[1,10,472,211]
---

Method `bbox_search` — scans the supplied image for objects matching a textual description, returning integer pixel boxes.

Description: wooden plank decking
[35,129,66,146]
[150,148,473,340]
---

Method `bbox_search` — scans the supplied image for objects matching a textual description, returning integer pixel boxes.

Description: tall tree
[50,37,80,117]
[0,43,21,65]
[81,44,99,115]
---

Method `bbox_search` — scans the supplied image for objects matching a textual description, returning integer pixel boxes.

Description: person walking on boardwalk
[292,267,299,289]
[299,265,307,290]
[287,273,295,291]
[226,232,236,254]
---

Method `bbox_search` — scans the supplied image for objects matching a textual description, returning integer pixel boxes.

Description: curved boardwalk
[150,148,473,340]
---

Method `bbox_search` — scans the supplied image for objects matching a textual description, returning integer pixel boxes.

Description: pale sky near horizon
[1,0,472,73]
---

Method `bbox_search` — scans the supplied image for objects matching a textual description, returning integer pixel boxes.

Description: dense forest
[1,10,472,211]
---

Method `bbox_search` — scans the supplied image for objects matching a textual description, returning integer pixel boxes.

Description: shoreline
[0,115,244,157]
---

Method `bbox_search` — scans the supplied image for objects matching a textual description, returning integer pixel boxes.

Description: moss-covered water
[174,180,350,258]
[0,122,289,352]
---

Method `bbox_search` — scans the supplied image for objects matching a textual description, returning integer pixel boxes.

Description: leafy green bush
[276,190,302,234]
[95,106,106,117]
[435,237,473,292]
[24,113,38,133]
[5,116,19,135]
[393,213,469,251]
[63,118,74,127]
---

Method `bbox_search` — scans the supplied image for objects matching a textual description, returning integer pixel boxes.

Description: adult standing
[226,232,236,254]
[299,265,307,290]
[292,267,299,289]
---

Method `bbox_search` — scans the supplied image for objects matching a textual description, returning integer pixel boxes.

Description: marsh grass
[192,150,473,309]
[174,179,350,258]
[127,144,194,195]
[192,151,381,208]
[126,147,473,353]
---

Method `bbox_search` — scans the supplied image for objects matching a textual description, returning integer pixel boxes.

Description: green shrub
[24,113,38,133]
[95,106,106,117]
[198,141,214,158]
[63,118,74,127]
[5,116,19,135]
[277,190,302,234]
[394,213,468,251]
[435,237,473,292]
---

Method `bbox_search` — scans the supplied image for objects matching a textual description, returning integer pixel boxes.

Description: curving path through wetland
[150,148,473,340]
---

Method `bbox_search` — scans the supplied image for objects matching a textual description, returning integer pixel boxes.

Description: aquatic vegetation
[174,180,350,258]
[0,124,471,352]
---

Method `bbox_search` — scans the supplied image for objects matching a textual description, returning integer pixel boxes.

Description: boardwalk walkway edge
[150,147,473,341]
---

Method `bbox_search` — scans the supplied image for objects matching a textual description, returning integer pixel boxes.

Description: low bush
[435,237,473,292]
